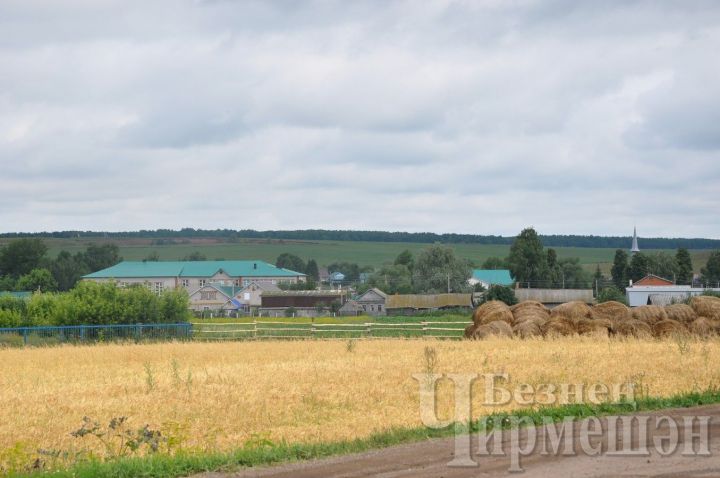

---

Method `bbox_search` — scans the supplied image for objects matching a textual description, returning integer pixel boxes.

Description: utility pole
[447,273,451,293]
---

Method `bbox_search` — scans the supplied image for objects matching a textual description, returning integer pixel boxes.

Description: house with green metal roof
[468,269,514,289]
[83,260,305,300]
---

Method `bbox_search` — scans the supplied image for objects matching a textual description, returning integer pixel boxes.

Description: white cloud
[0,0,719,237]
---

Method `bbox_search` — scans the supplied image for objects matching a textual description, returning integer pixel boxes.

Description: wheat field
[1,337,719,464]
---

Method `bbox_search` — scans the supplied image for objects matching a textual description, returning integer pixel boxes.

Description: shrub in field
[597,286,627,305]
[0,282,191,327]
[481,285,518,306]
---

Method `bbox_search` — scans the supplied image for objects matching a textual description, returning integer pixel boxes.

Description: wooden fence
[192,320,469,341]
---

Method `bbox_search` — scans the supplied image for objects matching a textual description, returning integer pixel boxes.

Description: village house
[626,274,720,306]
[83,260,305,312]
[260,290,347,317]
[468,269,514,289]
[352,288,388,315]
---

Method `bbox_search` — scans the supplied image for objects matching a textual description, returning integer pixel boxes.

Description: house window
[154,282,164,294]
[199,279,206,287]
[234,279,241,287]
[242,279,250,286]
[200,291,217,301]
[378,305,382,312]
[181,279,189,288]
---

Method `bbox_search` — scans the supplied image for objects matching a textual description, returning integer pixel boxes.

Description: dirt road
[198,404,720,478]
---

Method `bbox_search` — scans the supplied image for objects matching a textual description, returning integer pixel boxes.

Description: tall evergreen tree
[628,252,650,282]
[675,248,693,284]
[611,249,629,289]
[305,259,320,281]
[701,250,720,286]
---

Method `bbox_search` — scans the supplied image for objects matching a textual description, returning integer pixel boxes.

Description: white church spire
[631,226,640,254]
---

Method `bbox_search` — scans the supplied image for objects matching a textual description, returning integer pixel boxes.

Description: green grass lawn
[190,314,470,340]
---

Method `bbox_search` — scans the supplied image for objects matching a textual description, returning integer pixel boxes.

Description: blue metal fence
[0,323,192,346]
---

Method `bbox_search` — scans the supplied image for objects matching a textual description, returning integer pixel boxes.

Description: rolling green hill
[6,236,711,273]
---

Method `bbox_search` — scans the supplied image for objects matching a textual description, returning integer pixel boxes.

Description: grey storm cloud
[0,0,719,237]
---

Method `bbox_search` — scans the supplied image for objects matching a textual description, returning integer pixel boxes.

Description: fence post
[253,319,258,339]
[365,322,372,338]
[422,321,427,338]
[22,327,28,346]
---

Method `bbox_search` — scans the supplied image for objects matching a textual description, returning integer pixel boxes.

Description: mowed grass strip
[2,337,720,474]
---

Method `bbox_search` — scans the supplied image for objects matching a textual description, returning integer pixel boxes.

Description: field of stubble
[1,337,718,469]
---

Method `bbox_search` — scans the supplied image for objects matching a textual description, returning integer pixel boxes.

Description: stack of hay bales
[576,318,614,337]
[593,301,630,322]
[664,304,697,325]
[689,296,720,320]
[465,301,514,339]
[543,301,592,337]
[511,301,548,338]
[688,317,715,337]
[688,296,720,336]
[631,305,668,325]
[614,319,653,339]
[463,295,720,340]
[653,319,689,338]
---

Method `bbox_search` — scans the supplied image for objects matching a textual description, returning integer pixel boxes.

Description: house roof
[471,269,514,286]
[261,290,346,298]
[385,293,472,309]
[83,260,306,279]
[356,287,388,301]
[633,274,674,286]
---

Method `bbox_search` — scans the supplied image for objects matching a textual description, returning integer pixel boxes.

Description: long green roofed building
[84,260,305,296]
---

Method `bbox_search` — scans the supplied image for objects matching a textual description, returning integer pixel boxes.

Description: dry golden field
[1,337,719,464]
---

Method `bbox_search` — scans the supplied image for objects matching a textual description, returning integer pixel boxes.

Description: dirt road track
[198,404,720,478]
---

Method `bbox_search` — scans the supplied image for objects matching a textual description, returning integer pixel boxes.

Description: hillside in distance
[1,229,719,250]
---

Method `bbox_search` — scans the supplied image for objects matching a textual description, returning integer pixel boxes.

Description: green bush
[0,282,191,328]
[482,285,518,306]
[597,286,628,304]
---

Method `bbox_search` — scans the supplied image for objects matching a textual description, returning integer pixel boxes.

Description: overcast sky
[1,1,719,237]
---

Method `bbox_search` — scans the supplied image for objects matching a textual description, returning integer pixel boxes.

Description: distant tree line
[611,248,720,287]
[0,238,121,292]
[2,229,719,249]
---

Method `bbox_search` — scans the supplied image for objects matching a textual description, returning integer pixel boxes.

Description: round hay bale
[652,319,689,338]
[615,319,653,339]
[512,301,550,324]
[464,323,476,339]
[689,296,720,320]
[470,320,514,340]
[542,318,577,337]
[550,301,593,323]
[592,301,630,321]
[510,300,547,312]
[577,318,614,336]
[664,304,697,325]
[689,317,715,337]
[512,319,543,339]
[472,301,514,326]
[631,305,668,325]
